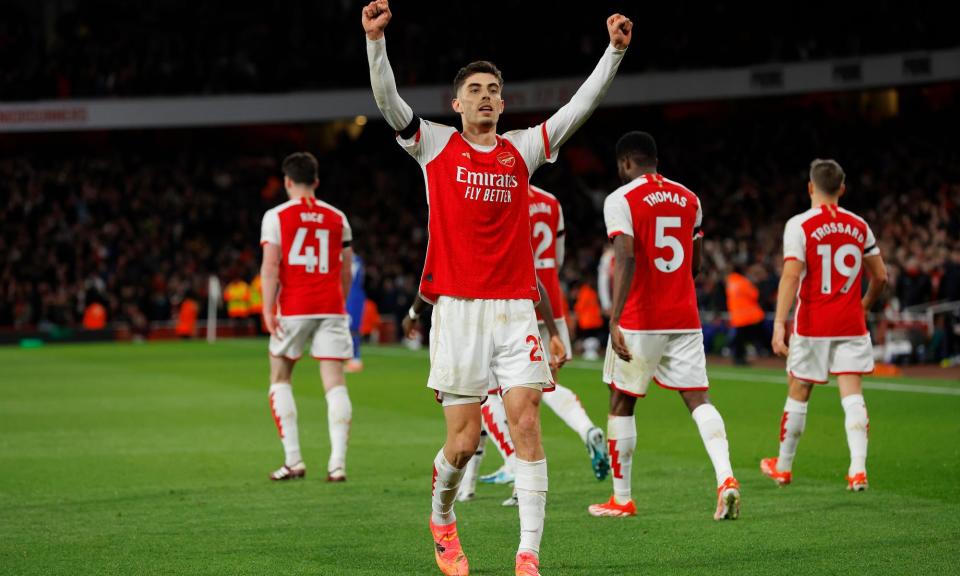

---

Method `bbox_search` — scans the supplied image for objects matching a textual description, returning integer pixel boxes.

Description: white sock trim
[691,403,722,425]
[514,458,548,492]
[841,394,865,410]
[784,397,808,413]
[607,415,636,440]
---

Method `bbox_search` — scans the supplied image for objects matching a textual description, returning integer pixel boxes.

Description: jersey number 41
[289,227,331,274]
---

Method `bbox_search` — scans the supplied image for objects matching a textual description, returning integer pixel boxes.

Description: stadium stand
[1,86,957,361]
[1,1,957,99]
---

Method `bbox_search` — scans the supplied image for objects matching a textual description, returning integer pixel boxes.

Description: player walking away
[470,185,609,495]
[363,1,631,573]
[259,152,355,484]
[761,159,888,492]
[588,132,741,521]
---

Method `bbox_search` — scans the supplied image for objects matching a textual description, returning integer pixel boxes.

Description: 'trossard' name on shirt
[810,221,865,243]
[457,166,518,203]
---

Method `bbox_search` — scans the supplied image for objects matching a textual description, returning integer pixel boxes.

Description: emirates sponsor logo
[497,151,516,168]
[455,166,519,188]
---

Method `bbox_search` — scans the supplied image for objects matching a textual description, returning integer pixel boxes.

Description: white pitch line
[360,347,960,397]
[708,370,960,396]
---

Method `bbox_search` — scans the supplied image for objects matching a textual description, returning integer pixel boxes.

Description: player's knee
[511,411,541,440]
[680,390,710,413]
[609,390,636,416]
[449,432,481,465]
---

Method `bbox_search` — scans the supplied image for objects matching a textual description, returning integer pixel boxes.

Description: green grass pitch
[1,339,958,575]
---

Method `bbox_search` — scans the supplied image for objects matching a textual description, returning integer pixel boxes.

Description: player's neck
[624,167,657,182]
[810,193,839,209]
[288,190,316,201]
[461,123,498,147]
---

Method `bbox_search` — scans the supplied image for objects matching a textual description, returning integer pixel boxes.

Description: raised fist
[607,13,633,50]
[362,0,392,40]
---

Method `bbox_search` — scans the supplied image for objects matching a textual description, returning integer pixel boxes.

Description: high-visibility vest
[725,272,765,328]
[574,285,603,330]
[82,302,107,330]
[176,298,199,336]
[224,280,250,318]
[249,276,263,314]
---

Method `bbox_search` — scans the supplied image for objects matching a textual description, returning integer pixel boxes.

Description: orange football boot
[714,477,741,520]
[587,495,637,517]
[429,519,469,576]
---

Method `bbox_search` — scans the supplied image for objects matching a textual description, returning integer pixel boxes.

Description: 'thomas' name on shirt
[604,173,703,333]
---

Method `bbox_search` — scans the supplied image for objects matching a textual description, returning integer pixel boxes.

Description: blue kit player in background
[345,253,366,373]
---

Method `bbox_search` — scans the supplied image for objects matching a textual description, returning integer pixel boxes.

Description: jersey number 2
[527,335,544,362]
[533,221,556,270]
[289,227,330,273]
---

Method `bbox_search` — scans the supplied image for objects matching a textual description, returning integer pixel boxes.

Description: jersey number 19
[816,243,861,294]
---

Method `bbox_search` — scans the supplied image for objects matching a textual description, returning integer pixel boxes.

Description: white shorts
[602,331,708,397]
[269,316,354,361]
[484,319,572,394]
[787,334,875,384]
[429,296,554,402]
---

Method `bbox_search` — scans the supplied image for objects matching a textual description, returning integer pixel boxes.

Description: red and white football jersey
[783,205,879,338]
[400,120,562,303]
[603,173,702,332]
[529,185,565,321]
[260,196,352,318]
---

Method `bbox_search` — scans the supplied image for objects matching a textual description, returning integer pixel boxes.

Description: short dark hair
[809,158,845,195]
[616,131,658,166]
[282,152,318,185]
[453,61,503,95]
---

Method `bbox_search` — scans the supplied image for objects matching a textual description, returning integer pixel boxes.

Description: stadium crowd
[1,0,956,100]
[1,94,958,361]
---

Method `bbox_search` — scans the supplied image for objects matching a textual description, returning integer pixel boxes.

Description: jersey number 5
[289,227,330,273]
[816,243,861,294]
[654,216,684,273]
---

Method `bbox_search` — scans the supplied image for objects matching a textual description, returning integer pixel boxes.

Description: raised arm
[363,0,415,132]
[541,14,632,156]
